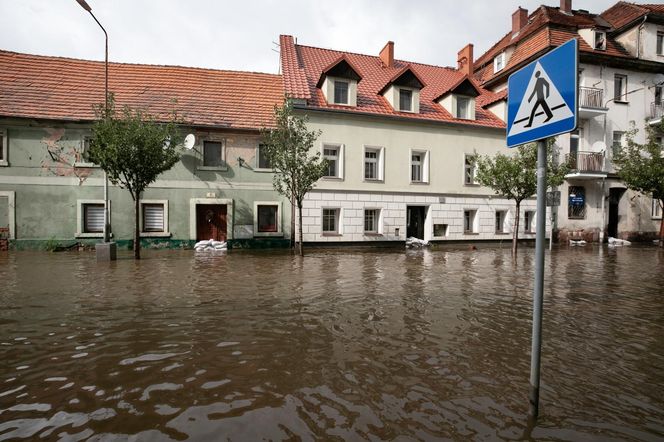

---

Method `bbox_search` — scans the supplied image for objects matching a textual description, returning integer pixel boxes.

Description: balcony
[578,87,608,119]
[648,102,663,126]
[565,151,607,180]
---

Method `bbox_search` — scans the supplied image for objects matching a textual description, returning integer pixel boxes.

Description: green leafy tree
[471,140,568,255]
[261,100,327,256]
[89,96,183,259]
[613,120,664,246]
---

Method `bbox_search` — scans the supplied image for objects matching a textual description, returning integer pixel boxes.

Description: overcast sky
[1,0,619,73]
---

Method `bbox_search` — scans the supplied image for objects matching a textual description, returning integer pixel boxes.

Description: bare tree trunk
[512,201,521,256]
[659,200,664,247]
[298,201,304,257]
[134,196,141,260]
[290,192,296,251]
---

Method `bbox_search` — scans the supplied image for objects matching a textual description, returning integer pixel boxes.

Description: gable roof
[434,76,482,101]
[279,35,505,129]
[601,2,664,31]
[316,55,362,88]
[379,65,426,93]
[0,50,284,130]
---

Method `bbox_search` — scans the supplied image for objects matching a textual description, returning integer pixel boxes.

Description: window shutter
[143,204,164,232]
[84,204,104,233]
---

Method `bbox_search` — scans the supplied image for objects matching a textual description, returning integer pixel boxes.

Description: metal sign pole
[529,138,548,419]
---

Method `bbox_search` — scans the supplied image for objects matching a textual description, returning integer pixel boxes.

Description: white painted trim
[321,142,345,180]
[139,199,170,237]
[189,198,233,240]
[362,145,385,182]
[409,148,430,184]
[0,191,15,239]
[321,206,343,235]
[362,207,384,235]
[76,199,111,238]
[253,200,283,237]
[0,128,8,167]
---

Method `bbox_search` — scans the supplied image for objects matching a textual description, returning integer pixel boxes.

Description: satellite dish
[184,134,196,150]
[592,141,606,152]
[653,73,664,86]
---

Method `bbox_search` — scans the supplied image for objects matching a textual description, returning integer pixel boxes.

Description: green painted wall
[0,196,7,228]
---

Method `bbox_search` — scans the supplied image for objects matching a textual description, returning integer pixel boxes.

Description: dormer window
[334,80,349,105]
[317,56,362,107]
[435,76,481,121]
[594,31,606,51]
[399,89,413,112]
[494,53,506,72]
[456,96,472,119]
[379,65,425,114]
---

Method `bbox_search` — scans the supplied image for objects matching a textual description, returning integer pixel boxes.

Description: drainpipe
[600,177,606,243]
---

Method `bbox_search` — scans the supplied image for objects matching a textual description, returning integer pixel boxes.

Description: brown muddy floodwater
[0,245,663,441]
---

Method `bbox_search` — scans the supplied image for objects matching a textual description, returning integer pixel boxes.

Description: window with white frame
[256,144,272,169]
[0,128,7,166]
[410,150,429,183]
[254,202,282,236]
[612,131,624,158]
[322,144,343,179]
[456,96,472,120]
[653,197,663,219]
[399,88,413,112]
[202,140,224,168]
[464,155,477,185]
[494,53,505,72]
[495,210,507,233]
[322,208,341,234]
[655,86,662,106]
[433,223,448,237]
[83,204,104,233]
[594,31,606,50]
[657,31,664,56]
[140,200,169,235]
[524,210,535,233]
[364,147,384,181]
[364,209,380,234]
[614,74,627,102]
[334,80,349,105]
[464,210,477,233]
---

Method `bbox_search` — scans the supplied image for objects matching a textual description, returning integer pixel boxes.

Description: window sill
[253,168,274,173]
[410,181,429,185]
[495,232,510,235]
[329,101,352,106]
[322,232,342,237]
[254,232,283,238]
[197,166,228,172]
[463,232,479,235]
[363,232,383,237]
[613,100,629,105]
[140,232,171,238]
[322,176,344,181]
[76,232,104,238]
[74,162,99,168]
[568,217,586,220]
[363,179,384,183]
[0,160,8,167]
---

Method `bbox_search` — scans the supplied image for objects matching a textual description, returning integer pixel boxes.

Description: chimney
[560,0,572,14]
[457,43,474,76]
[380,41,394,68]
[512,7,528,35]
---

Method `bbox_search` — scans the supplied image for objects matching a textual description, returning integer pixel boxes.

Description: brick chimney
[512,7,528,35]
[457,43,474,76]
[380,41,394,68]
[560,0,572,14]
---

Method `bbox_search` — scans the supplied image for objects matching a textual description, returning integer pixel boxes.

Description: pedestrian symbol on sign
[525,71,552,127]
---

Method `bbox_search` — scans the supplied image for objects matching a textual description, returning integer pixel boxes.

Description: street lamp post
[75,0,111,244]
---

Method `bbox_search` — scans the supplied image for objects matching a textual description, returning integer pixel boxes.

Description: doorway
[608,188,625,238]
[406,206,426,239]
[196,204,227,241]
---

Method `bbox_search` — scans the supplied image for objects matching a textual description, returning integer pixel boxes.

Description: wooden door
[196,204,227,241]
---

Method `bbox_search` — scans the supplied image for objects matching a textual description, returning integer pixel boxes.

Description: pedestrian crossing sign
[506,38,578,147]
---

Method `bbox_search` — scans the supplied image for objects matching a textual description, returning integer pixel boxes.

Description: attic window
[334,80,349,104]
[594,31,606,51]
[399,89,413,112]
[494,53,506,72]
[456,96,472,120]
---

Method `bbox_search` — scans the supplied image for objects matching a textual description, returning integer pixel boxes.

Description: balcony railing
[650,102,663,121]
[567,151,605,173]
[579,87,604,109]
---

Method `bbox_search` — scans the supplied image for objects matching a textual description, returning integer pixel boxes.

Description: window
[494,53,505,72]
[334,80,349,105]
[464,210,477,233]
[364,147,384,181]
[464,155,477,185]
[203,140,224,167]
[456,96,472,120]
[568,186,586,219]
[83,204,104,233]
[323,144,343,178]
[253,201,282,236]
[495,210,507,233]
[256,144,272,169]
[653,198,663,219]
[612,131,624,158]
[411,153,422,182]
[0,128,7,166]
[655,86,662,106]
[139,200,169,236]
[594,31,606,51]
[524,211,535,233]
[322,208,341,234]
[433,224,448,237]
[364,209,380,234]
[614,74,627,102]
[657,32,664,56]
[399,89,412,112]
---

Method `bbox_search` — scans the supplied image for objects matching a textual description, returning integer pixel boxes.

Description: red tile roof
[0,50,284,130]
[280,36,505,129]
[601,2,664,30]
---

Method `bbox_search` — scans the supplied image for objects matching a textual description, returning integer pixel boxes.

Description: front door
[406,206,425,239]
[608,188,625,238]
[196,204,227,241]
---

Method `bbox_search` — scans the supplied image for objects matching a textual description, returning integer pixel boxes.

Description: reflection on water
[0,246,663,441]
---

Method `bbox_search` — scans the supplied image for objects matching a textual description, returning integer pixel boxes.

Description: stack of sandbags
[406,237,429,248]
[608,237,631,246]
[194,239,227,251]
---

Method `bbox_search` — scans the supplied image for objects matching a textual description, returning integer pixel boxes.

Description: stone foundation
[0,227,8,251]
[556,228,601,243]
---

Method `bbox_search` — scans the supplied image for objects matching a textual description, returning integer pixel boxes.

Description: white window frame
[0,128,8,166]
[255,144,273,172]
[333,79,350,105]
[363,208,383,235]
[464,154,478,186]
[321,143,344,180]
[463,209,478,234]
[614,74,628,103]
[494,53,505,72]
[139,199,170,237]
[652,198,663,220]
[399,88,414,112]
[321,207,343,235]
[363,146,385,182]
[524,210,536,233]
[74,135,98,168]
[433,223,448,238]
[253,201,283,237]
[199,139,227,171]
[594,30,606,51]
[456,95,473,120]
[495,210,508,233]
[0,191,15,239]
[656,31,663,56]
[410,149,430,184]
[76,199,111,238]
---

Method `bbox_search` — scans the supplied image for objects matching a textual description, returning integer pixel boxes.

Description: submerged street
[1,246,663,441]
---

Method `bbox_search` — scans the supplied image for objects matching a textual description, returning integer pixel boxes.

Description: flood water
[0,245,663,441]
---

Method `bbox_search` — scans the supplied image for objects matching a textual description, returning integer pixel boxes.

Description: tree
[261,100,327,256]
[613,120,664,246]
[88,96,183,259]
[471,140,568,255]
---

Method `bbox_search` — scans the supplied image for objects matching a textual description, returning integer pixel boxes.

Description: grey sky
[0,0,618,73]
